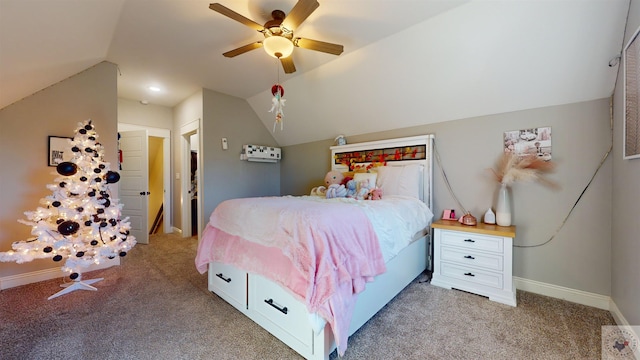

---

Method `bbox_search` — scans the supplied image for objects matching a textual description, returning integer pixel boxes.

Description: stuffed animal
[326,183,347,198]
[367,187,383,200]
[310,186,327,197]
[345,179,357,198]
[324,170,345,187]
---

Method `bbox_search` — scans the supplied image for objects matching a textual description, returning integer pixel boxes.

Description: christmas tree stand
[47,275,104,300]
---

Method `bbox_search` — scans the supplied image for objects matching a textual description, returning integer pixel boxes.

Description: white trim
[514,276,610,310]
[0,259,119,290]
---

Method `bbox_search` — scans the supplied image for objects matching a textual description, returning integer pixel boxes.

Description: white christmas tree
[0,120,136,299]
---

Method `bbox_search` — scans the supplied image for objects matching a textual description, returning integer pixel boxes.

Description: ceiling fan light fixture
[263,35,294,59]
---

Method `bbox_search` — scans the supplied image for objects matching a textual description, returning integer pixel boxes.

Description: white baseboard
[0,258,119,290]
[514,276,610,310]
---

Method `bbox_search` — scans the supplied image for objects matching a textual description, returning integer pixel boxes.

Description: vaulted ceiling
[0,0,630,146]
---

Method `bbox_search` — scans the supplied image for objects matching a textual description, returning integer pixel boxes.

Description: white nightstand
[431,219,517,306]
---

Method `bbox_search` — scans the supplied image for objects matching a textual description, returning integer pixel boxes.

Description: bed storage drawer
[208,262,247,312]
[248,274,314,354]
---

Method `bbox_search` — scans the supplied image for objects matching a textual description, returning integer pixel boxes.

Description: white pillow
[353,172,377,189]
[375,164,422,199]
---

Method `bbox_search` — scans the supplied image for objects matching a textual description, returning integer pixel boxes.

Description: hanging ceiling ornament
[269,84,285,132]
[268,56,287,132]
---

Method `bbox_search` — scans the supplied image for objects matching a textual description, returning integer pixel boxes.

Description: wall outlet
[221,137,228,150]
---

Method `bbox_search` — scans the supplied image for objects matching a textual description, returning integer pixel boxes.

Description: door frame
[180,119,202,240]
[118,123,172,234]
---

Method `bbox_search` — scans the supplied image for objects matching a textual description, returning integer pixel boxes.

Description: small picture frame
[48,136,72,166]
[442,209,457,220]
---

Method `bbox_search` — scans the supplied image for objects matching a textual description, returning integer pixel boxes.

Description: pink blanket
[195,196,386,356]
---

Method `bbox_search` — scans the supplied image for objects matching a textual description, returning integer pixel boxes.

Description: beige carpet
[0,233,615,360]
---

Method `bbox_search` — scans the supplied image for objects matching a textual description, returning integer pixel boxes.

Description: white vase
[496,183,512,226]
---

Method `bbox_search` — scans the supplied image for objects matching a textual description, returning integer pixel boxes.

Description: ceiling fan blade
[283,0,319,30]
[294,38,343,55]
[209,3,264,32]
[280,56,296,74]
[223,42,263,57]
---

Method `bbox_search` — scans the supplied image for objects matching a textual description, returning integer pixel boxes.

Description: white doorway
[118,124,172,243]
[180,120,202,239]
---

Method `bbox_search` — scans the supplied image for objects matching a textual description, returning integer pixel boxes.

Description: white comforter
[208,195,433,262]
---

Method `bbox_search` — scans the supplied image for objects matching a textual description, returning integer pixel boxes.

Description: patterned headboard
[330,135,434,211]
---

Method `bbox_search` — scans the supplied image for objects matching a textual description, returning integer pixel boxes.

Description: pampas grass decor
[492,152,558,188]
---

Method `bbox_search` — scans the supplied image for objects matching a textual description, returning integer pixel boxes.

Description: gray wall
[200,88,280,224]
[0,61,118,277]
[612,0,640,326]
[282,98,613,296]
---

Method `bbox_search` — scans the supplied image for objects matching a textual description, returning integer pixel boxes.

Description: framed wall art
[624,25,640,159]
[503,127,551,161]
[48,136,73,166]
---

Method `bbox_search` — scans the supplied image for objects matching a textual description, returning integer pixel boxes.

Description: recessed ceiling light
[148,86,161,92]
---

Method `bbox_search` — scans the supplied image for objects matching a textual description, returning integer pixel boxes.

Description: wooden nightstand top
[431,219,516,238]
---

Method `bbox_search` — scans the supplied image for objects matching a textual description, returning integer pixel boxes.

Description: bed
[195,135,435,359]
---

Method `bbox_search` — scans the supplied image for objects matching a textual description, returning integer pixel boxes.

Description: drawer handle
[264,298,288,314]
[463,239,475,243]
[464,272,475,277]
[464,255,475,260]
[215,273,231,283]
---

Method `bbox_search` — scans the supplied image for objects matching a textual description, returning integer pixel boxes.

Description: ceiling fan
[209,0,344,74]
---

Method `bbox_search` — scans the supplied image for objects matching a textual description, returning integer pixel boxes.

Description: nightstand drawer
[440,230,503,253]
[440,246,503,271]
[440,262,503,289]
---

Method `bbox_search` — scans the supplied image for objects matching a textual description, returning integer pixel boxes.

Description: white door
[119,130,149,245]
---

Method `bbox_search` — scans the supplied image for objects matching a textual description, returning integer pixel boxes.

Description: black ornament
[119,251,127,257]
[84,221,92,226]
[109,219,117,226]
[84,124,93,131]
[108,255,115,259]
[70,272,79,280]
[59,182,66,188]
[72,146,80,152]
[94,178,102,183]
[99,164,105,169]
[100,222,108,228]
[76,207,84,212]
[79,128,87,134]
[90,240,99,246]
[97,208,104,214]
[105,171,120,184]
[53,255,63,262]
[102,199,111,208]
[52,201,61,207]
[93,168,101,174]
[56,162,78,176]
[58,220,80,235]
[88,191,96,197]
[43,246,53,253]
[85,147,93,153]
[56,218,64,224]
[110,235,117,240]
[76,251,85,257]
[80,176,88,182]
[89,136,96,141]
